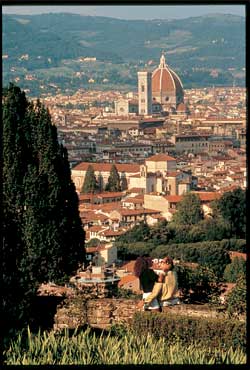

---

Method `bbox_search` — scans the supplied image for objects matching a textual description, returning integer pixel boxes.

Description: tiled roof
[72,162,140,173]
[127,187,144,193]
[102,229,124,237]
[119,208,160,216]
[120,260,136,273]
[147,153,176,162]
[88,225,107,232]
[118,274,138,287]
[95,192,124,198]
[164,195,183,203]
[192,191,221,201]
[123,197,144,204]
[152,66,183,95]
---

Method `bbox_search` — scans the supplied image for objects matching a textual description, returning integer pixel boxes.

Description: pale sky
[2,5,245,20]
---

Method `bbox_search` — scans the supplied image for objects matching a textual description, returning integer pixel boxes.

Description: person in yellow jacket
[143,256,180,311]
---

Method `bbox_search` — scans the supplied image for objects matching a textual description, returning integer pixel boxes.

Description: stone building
[114,98,138,116]
[138,71,152,115]
[71,154,192,196]
[71,162,140,192]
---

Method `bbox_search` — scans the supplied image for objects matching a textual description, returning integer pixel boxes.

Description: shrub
[132,311,246,351]
[151,240,231,279]
[175,265,223,304]
[225,275,246,317]
[223,257,246,283]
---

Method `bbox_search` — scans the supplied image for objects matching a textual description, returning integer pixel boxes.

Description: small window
[141,85,145,92]
[165,97,169,101]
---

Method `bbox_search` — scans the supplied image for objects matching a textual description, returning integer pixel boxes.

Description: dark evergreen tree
[81,165,98,194]
[3,84,85,333]
[172,193,203,226]
[213,188,246,238]
[105,164,121,192]
[97,172,104,193]
[3,84,34,332]
[120,173,128,191]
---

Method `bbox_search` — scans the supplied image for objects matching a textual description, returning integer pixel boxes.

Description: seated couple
[134,255,180,312]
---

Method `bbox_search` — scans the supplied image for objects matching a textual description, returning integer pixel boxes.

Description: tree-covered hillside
[2,13,245,95]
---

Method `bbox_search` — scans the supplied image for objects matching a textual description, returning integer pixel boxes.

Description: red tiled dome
[152,54,183,96]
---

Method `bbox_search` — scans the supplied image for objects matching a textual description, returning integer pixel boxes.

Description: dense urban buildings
[33,53,246,247]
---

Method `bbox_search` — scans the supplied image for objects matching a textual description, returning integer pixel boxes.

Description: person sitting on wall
[134,255,161,312]
[143,256,180,311]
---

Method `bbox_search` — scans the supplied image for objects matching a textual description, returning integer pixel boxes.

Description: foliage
[225,275,246,317]
[171,193,204,226]
[151,240,231,279]
[213,188,246,238]
[149,219,173,245]
[175,265,223,303]
[3,84,85,333]
[116,222,151,244]
[85,238,101,247]
[188,218,231,242]
[81,165,98,194]
[114,288,141,299]
[105,164,121,192]
[116,241,154,260]
[223,257,246,283]
[3,13,245,96]
[132,311,246,352]
[3,325,246,365]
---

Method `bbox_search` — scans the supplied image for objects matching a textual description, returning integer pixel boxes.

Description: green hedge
[131,311,246,351]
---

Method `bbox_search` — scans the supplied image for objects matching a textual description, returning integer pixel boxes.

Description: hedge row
[131,311,246,351]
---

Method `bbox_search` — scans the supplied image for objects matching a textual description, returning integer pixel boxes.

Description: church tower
[138,71,152,115]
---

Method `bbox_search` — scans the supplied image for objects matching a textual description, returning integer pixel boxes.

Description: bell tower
[138,71,152,115]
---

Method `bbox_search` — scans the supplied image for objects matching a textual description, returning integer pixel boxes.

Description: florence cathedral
[115,53,186,116]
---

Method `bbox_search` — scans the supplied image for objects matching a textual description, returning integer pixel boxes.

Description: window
[141,85,145,92]
[141,99,145,103]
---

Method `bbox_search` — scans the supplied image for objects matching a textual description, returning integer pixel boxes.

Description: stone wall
[54,297,139,331]
[54,296,243,332]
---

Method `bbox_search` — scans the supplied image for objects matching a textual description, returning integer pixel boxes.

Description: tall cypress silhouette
[105,164,121,192]
[3,84,85,332]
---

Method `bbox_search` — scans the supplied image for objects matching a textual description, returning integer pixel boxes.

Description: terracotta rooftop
[164,195,183,203]
[118,274,139,287]
[147,153,176,162]
[119,208,160,216]
[120,260,136,273]
[192,191,221,202]
[123,197,144,204]
[127,187,144,193]
[72,162,140,173]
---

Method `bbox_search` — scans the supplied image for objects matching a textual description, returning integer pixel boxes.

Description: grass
[3,326,246,365]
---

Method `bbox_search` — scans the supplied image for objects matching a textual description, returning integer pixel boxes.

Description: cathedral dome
[152,53,184,107]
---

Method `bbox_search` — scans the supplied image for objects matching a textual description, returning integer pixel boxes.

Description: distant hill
[2,13,245,94]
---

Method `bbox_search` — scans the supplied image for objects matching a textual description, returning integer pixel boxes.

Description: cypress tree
[3,84,35,331]
[97,172,104,192]
[81,164,98,193]
[105,164,121,192]
[3,84,85,333]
